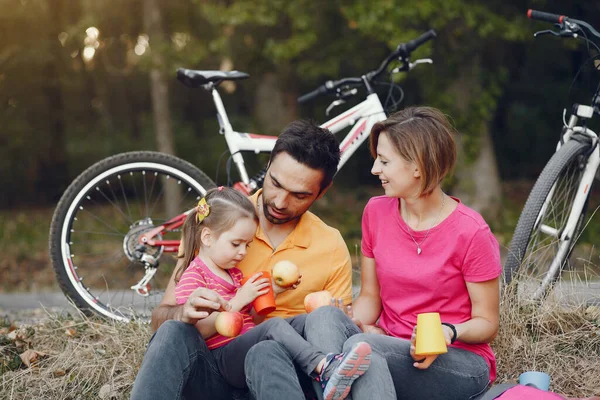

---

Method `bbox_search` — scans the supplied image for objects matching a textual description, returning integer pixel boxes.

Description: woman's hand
[334,300,386,335]
[272,274,302,295]
[409,325,453,369]
[234,272,271,307]
[181,287,230,325]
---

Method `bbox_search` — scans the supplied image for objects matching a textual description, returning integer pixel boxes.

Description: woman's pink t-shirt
[361,196,502,381]
[175,257,255,349]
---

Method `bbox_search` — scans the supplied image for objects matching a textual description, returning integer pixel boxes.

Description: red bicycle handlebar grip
[527,9,565,24]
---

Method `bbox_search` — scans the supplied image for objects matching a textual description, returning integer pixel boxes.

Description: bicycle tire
[49,151,216,322]
[504,138,593,301]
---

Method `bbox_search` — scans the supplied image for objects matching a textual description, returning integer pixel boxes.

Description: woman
[307,106,501,399]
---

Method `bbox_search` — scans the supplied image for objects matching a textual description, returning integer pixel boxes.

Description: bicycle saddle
[177,68,249,88]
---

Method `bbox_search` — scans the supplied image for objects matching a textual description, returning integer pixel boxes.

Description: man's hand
[409,325,452,369]
[180,288,230,325]
[332,299,386,335]
[272,274,302,295]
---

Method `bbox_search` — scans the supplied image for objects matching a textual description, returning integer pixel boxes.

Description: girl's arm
[194,312,220,338]
[194,273,271,338]
[451,277,500,344]
[351,255,382,326]
[193,293,254,339]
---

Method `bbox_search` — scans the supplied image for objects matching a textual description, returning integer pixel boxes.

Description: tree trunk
[448,57,502,221]
[40,0,70,204]
[144,0,180,218]
[253,72,298,134]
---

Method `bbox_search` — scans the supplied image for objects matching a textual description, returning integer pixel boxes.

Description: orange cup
[242,271,276,316]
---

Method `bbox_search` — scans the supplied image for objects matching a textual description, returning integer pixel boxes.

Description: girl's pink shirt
[175,257,255,349]
[362,195,502,382]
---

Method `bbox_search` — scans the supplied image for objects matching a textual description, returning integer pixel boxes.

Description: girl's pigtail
[175,208,200,282]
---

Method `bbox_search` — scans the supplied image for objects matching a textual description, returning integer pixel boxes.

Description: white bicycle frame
[212,87,387,184]
[532,104,600,296]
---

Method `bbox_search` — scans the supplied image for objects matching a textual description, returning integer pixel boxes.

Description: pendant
[417,247,422,255]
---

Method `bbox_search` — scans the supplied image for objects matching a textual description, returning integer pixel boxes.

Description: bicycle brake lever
[535,27,579,39]
[534,29,561,38]
[391,62,409,74]
[407,58,433,71]
[326,99,346,116]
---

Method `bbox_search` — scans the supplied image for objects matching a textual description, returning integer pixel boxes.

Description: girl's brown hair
[175,187,258,282]
[369,106,457,196]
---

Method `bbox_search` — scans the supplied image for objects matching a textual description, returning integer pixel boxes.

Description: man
[131,120,354,400]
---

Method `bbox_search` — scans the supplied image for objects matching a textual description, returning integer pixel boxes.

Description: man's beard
[262,201,298,225]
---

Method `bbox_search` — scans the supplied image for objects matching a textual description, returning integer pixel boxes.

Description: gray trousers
[130,315,312,400]
[212,317,325,389]
[246,306,397,400]
[302,306,490,400]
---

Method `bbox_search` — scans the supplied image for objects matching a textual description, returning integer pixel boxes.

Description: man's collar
[250,189,311,249]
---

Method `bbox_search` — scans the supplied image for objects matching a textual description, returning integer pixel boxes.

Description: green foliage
[2,0,600,227]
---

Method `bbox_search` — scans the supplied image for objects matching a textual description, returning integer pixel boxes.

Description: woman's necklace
[405,192,446,255]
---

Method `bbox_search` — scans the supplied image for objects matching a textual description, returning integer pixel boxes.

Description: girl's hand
[272,273,302,295]
[235,272,271,307]
[409,325,452,369]
[338,302,386,335]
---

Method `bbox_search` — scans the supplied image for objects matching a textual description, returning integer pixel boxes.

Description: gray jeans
[305,306,490,400]
[344,333,490,400]
[131,315,310,400]
[213,317,325,389]
[245,306,397,400]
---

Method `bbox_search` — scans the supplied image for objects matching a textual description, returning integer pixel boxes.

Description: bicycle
[504,10,600,302]
[48,30,436,322]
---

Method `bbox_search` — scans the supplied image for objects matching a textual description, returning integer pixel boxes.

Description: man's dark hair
[270,120,340,191]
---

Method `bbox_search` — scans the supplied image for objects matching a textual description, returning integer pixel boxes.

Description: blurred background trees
[1,0,599,224]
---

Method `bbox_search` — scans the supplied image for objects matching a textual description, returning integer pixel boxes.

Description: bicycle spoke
[147,175,169,219]
[72,230,124,237]
[118,174,133,222]
[146,172,161,217]
[91,183,135,225]
[75,208,126,237]
[521,155,584,283]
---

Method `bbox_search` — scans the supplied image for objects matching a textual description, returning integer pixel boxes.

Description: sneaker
[316,342,372,400]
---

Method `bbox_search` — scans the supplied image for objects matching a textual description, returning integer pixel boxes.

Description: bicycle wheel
[504,138,593,301]
[49,151,216,322]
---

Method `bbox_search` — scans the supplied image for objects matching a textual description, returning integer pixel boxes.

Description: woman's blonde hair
[175,187,258,281]
[369,106,457,196]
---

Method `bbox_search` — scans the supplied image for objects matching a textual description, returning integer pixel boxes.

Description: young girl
[174,187,372,400]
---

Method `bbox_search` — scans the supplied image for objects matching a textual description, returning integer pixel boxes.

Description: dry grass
[495,285,600,397]
[1,290,600,399]
[0,309,149,399]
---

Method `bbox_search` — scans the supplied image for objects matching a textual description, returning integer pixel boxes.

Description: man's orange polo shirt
[237,190,353,319]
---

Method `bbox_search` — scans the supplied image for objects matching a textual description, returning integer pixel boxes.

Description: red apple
[272,260,300,288]
[304,290,333,313]
[215,311,243,337]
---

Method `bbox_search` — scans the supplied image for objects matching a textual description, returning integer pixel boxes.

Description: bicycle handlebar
[297,29,436,103]
[527,9,566,24]
[297,84,330,104]
[404,29,437,54]
[527,9,600,41]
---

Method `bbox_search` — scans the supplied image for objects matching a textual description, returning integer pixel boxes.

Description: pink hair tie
[218,186,224,191]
